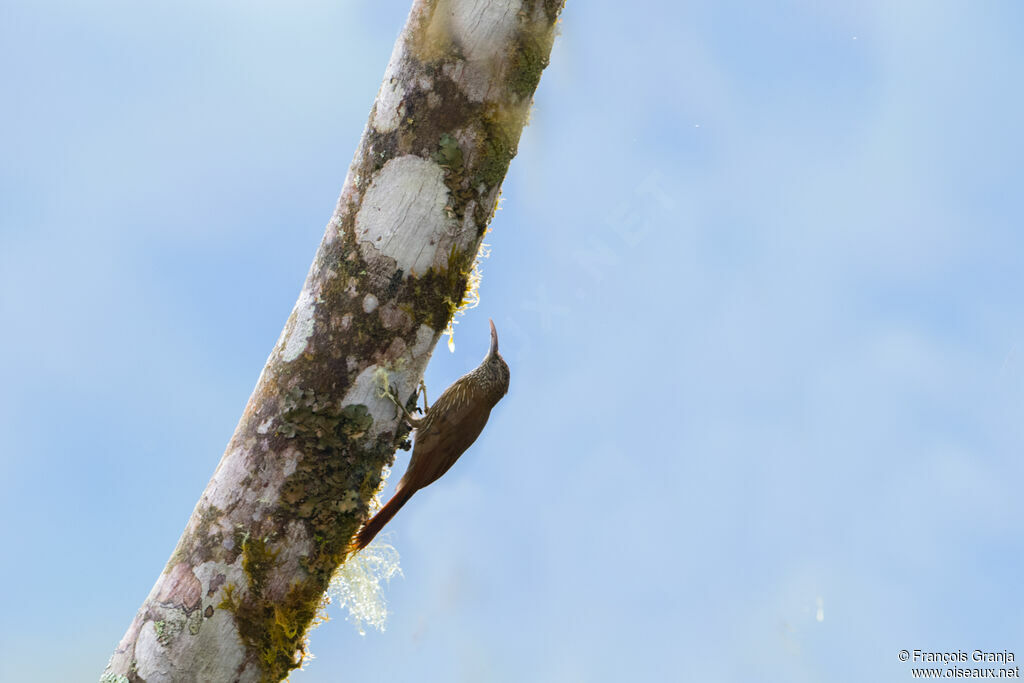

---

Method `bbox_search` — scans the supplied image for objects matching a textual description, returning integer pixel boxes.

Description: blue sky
[2,1,1023,681]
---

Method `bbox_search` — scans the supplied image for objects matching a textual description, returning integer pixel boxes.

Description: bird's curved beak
[488,318,499,357]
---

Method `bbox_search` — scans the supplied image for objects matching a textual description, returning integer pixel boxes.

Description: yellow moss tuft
[443,232,491,351]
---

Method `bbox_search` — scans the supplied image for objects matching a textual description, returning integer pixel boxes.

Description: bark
[102,1,563,681]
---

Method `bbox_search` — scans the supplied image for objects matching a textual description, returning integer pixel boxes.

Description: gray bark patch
[355,156,458,276]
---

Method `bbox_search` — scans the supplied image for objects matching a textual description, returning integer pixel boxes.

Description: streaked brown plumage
[353,319,510,550]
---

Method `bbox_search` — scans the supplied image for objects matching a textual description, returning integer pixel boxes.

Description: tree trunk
[102,1,563,681]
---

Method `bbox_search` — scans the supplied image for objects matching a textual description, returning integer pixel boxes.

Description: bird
[352,319,510,551]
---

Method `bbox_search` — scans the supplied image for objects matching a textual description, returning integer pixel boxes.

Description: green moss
[508,32,548,100]
[474,109,519,204]
[215,535,311,678]
[398,241,480,334]
[217,583,238,612]
[241,536,278,592]
[519,0,565,28]
[441,243,479,316]
[214,534,336,679]
[543,0,566,22]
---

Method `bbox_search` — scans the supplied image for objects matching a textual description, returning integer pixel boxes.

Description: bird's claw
[417,378,430,413]
[378,379,426,425]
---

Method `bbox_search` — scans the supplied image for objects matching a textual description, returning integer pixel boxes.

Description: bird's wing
[400,379,492,490]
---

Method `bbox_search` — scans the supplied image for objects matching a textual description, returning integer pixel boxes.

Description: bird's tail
[352,486,414,551]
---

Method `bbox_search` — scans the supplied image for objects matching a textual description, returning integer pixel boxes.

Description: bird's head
[484,318,510,397]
